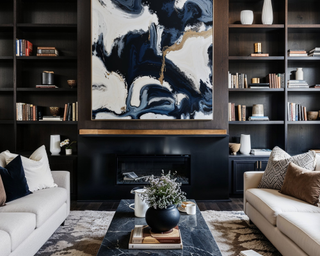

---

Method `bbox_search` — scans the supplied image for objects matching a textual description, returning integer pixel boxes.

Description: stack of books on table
[36,47,59,57]
[248,116,269,121]
[288,50,307,57]
[287,80,309,88]
[129,225,183,249]
[308,47,320,57]
[250,149,272,156]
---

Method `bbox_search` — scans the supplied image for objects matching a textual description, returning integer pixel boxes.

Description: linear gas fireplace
[116,155,190,185]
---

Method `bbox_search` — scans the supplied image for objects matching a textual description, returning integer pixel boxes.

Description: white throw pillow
[0,151,6,167]
[3,145,57,192]
[315,153,320,171]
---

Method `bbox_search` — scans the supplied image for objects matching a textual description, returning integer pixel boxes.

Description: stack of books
[250,53,269,57]
[288,49,308,57]
[129,225,183,249]
[250,149,272,156]
[248,116,269,121]
[248,83,270,89]
[36,85,58,88]
[308,47,320,57]
[228,103,246,121]
[267,73,285,88]
[287,80,309,88]
[288,102,307,121]
[16,39,33,56]
[16,103,38,121]
[36,47,59,57]
[41,116,63,121]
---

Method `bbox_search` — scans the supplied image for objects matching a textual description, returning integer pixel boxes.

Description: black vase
[145,205,180,233]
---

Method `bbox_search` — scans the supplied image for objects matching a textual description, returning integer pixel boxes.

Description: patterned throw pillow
[258,146,316,190]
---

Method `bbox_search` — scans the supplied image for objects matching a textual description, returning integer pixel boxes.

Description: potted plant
[141,171,186,233]
[60,139,76,155]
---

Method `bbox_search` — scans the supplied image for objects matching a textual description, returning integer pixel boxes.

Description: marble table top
[97,199,222,256]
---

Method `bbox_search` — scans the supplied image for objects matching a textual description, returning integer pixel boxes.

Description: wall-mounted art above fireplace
[91,0,214,120]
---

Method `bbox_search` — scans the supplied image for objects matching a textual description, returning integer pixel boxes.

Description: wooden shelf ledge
[79,129,227,136]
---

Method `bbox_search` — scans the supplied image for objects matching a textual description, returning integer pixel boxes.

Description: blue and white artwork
[91,0,213,120]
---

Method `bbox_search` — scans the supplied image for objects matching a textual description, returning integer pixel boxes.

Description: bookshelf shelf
[287,88,320,92]
[16,56,77,60]
[17,121,77,125]
[0,56,13,60]
[287,57,320,61]
[229,89,284,92]
[17,88,77,92]
[0,120,14,124]
[229,24,284,29]
[17,23,77,32]
[229,121,284,125]
[287,121,320,125]
[0,88,14,92]
[229,56,284,61]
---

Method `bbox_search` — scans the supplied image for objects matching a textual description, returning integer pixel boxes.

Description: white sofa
[244,171,320,256]
[0,171,70,256]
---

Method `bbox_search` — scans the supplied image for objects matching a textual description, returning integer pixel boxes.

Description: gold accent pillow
[280,162,320,205]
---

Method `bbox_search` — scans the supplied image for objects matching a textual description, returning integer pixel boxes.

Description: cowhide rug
[36,210,280,256]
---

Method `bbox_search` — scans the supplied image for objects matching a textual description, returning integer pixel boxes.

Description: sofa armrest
[243,171,264,214]
[52,171,70,216]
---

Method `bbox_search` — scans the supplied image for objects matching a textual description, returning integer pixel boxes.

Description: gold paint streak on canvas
[159,29,212,84]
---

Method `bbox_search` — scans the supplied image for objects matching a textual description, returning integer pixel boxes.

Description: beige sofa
[244,171,320,256]
[0,171,70,256]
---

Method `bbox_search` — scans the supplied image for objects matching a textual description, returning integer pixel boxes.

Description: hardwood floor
[71,198,243,211]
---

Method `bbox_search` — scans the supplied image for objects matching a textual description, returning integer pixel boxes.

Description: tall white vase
[50,135,61,155]
[262,0,273,25]
[240,134,251,155]
[296,68,303,80]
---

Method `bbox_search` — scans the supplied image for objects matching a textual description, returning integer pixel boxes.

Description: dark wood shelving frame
[228,0,320,155]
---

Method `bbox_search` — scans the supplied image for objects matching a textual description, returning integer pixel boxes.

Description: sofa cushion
[3,146,57,192]
[0,151,5,168]
[0,155,32,202]
[258,147,316,190]
[0,187,67,228]
[280,162,320,205]
[246,188,320,225]
[0,230,11,256]
[0,212,36,251]
[277,212,320,256]
[0,175,6,206]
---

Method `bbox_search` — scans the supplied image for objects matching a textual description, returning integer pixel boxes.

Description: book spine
[19,39,22,56]
[37,47,56,50]
[237,105,241,121]
[16,39,19,56]
[241,105,246,121]
[36,53,58,56]
[63,103,68,121]
[76,101,78,121]
[22,39,26,56]
[72,102,76,121]
[37,49,58,55]
[67,103,72,121]
[228,102,231,121]
[231,103,235,121]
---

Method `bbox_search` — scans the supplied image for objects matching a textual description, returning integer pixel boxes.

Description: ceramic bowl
[67,79,77,88]
[229,143,241,155]
[307,111,318,121]
[49,107,60,116]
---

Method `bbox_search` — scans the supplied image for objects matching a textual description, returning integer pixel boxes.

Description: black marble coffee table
[97,199,222,255]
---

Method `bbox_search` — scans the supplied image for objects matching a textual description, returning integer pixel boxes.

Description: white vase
[50,135,61,155]
[296,68,303,80]
[65,148,72,155]
[240,10,254,25]
[262,0,273,25]
[240,134,251,155]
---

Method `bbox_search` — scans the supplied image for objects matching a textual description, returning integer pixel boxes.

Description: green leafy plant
[142,171,186,209]
[60,139,77,149]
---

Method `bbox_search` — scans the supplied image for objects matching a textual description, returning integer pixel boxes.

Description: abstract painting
[91,0,213,120]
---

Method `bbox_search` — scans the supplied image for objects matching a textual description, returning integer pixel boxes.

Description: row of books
[288,48,320,57]
[287,102,307,121]
[228,103,246,121]
[16,39,33,56]
[16,102,78,121]
[267,73,285,88]
[227,72,248,89]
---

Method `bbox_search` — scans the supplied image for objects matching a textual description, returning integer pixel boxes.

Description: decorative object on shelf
[307,111,318,121]
[251,78,260,84]
[60,139,77,155]
[141,171,186,233]
[42,71,54,85]
[240,10,254,25]
[252,104,264,116]
[91,0,213,120]
[229,143,240,155]
[50,135,61,155]
[67,79,77,88]
[254,43,262,53]
[261,0,273,25]
[240,134,251,155]
[49,107,60,116]
[129,187,148,218]
[295,68,304,80]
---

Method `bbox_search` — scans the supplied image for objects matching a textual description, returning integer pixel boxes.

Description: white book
[250,149,272,156]
[240,250,262,256]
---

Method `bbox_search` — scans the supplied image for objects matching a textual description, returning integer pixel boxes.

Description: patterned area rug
[36,210,281,256]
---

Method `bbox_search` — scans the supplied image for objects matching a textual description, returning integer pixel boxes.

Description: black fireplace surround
[78,134,229,200]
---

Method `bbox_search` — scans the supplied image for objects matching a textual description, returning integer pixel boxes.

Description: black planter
[145,205,180,233]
